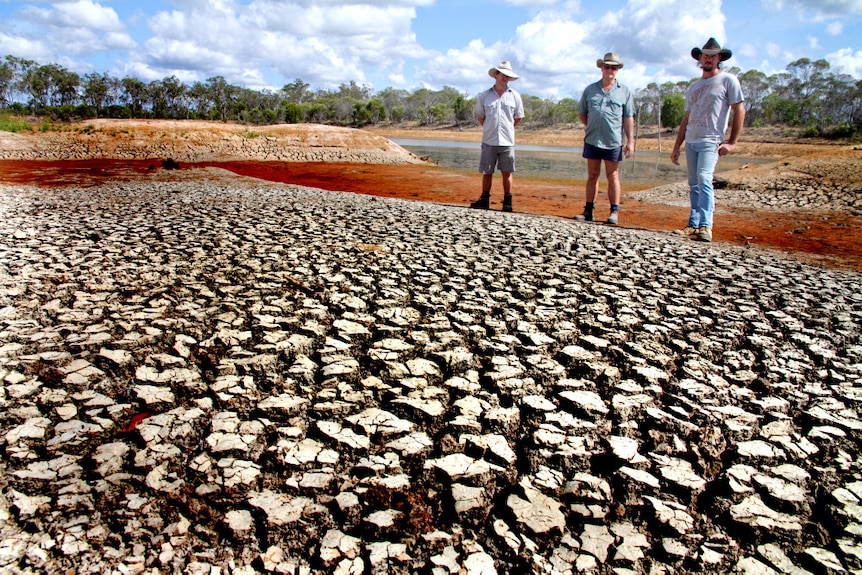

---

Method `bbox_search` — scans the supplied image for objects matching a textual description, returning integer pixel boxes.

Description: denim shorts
[582,142,623,162]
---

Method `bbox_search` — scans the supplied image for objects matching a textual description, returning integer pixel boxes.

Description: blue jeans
[685,141,719,229]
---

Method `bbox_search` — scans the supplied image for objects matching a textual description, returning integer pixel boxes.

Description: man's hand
[624,142,634,158]
[670,146,681,165]
[718,142,736,156]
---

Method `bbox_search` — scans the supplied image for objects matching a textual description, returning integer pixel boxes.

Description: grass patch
[0,114,34,133]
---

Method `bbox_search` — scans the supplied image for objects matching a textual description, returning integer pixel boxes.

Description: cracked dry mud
[1,165,861,574]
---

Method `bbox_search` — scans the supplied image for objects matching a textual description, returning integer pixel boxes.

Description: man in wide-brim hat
[691,37,733,61]
[670,38,745,243]
[470,61,525,212]
[574,52,635,226]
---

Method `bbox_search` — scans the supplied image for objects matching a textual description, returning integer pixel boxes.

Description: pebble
[1,176,861,573]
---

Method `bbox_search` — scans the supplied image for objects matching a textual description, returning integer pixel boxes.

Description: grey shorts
[478,144,516,174]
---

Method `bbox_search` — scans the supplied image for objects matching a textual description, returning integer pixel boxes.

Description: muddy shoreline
[1,119,861,270]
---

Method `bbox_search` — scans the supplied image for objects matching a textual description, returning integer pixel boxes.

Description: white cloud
[134,0,432,90]
[420,39,496,93]
[8,0,132,69]
[53,0,125,31]
[826,21,844,35]
[417,0,736,98]
[808,35,821,49]
[0,31,53,63]
[20,1,121,31]
[827,46,862,77]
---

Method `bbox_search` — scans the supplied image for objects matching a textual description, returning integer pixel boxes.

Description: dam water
[394,138,758,188]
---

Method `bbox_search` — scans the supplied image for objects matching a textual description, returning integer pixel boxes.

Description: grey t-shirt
[684,72,745,143]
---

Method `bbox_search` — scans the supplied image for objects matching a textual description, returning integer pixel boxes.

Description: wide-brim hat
[489,61,519,80]
[596,52,624,68]
[691,37,732,61]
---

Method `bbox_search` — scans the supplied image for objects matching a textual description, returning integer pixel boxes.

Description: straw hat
[596,52,624,69]
[488,61,519,80]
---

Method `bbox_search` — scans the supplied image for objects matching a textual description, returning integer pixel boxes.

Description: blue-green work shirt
[577,80,634,150]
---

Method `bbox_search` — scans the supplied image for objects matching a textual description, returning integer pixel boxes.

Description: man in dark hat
[670,38,745,242]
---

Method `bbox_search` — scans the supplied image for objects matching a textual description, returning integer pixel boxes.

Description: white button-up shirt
[473,86,525,146]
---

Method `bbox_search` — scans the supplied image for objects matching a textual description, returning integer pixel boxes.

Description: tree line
[1,54,860,139]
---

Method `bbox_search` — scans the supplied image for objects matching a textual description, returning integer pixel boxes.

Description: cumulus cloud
[827,47,862,77]
[434,0,732,97]
[21,0,124,32]
[130,0,432,90]
[0,0,858,100]
[0,31,53,63]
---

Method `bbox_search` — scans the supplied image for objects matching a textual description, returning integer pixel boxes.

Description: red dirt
[2,158,860,271]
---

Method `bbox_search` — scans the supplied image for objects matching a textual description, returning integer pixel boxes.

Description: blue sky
[0,0,860,99]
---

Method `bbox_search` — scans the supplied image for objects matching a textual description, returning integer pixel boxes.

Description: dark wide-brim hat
[691,37,732,61]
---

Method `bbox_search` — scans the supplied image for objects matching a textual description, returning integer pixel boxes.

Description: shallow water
[394,138,760,188]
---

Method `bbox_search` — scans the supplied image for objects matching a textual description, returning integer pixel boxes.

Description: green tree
[121,76,147,117]
[281,78,312,103]
[555,98,579,124]
[366,97,386,123]
[353,101,371,125]
[376,87,408,121]
[429,103,448,125]
[187,81,211,118]
[389,105,406,123]
[282,101,303,123]
[452,94,471,127]
[83,72,114,116]
[738,69,769,126]
[660,93,685,129]
[337,80,372,101]
[0,58,14,107]
[205,76,234,121]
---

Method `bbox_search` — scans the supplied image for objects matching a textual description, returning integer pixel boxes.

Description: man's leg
[694,142,719,230]
[576,158,602,221]
[605,159,621,224]
[691,142,719,241]
[502,172,513,212]
[483,173,493,192]
[471,145,496,209]
[671,142,701,237]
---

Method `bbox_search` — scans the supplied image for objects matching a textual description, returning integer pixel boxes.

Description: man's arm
[718,101,746,156]
[670,112,690,165]
[623,115,635,158]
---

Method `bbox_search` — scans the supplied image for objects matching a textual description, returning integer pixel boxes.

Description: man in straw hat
[470,61,525,212]
[574,52,635,225]
[671,38,745,242]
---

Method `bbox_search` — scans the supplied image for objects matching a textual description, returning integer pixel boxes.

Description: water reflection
[393,138,758,188]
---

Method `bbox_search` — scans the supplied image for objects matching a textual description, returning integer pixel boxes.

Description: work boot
[673,226,699,237]
[695,227,713,242]
[606,210,619,225]
[502,194,513,212]
[470,191,490,209]
[574,207,594,222]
